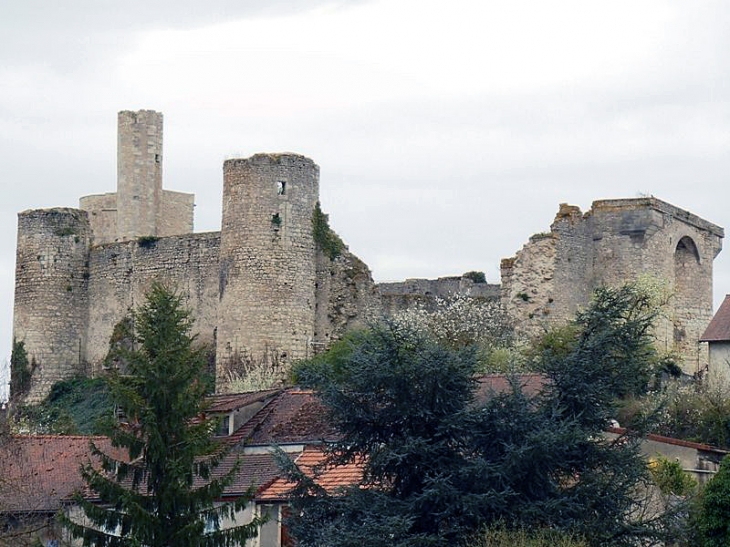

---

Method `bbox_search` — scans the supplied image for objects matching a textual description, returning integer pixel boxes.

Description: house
[0,435,119,546]
[4,376,728,546]
[700,294,730,383]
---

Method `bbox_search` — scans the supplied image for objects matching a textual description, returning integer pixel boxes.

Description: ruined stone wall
[216,154,319,380]
[378,276,500,315]
[502,198,724,373]
[314,248,380,348]
[500,233,558,338]
[85,232,220,373]
[13,208,92,403]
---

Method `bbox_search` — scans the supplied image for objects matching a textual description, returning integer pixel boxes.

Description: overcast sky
[1,0,729,399]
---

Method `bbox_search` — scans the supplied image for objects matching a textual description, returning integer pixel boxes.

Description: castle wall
[217,154,319,380]
[378,276,500,315]
[85,233,221,374]
[158,190,195,237]
[314,248,379,348]
[13,208,92,403]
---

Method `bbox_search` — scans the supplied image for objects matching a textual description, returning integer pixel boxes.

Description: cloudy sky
[1,1,729,398]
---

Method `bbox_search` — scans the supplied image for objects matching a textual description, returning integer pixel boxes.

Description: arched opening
[673,235,702,371]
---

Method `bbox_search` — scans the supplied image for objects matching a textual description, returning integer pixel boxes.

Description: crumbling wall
[378,276,500,316]
[502,198,724,373]
[314,248,379,349]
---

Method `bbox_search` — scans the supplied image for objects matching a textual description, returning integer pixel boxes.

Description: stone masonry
[12,110,725,402]
[501,199,724,374]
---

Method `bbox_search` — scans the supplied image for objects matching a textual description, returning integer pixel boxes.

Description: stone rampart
[378,276,500,315]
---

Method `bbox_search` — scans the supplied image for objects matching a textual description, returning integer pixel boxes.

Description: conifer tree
[62,282,262,547]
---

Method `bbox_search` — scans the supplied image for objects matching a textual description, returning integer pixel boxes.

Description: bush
[648,454,697,496]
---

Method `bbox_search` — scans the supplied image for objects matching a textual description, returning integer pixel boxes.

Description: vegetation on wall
[312,201,346,260]
[9,377,112,435]
[462,270,487,284]
[9,339,33,402]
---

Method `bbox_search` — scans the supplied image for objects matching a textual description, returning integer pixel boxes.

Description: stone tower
[501,198,724,374]
[79,110,194,244]
[216,154,319,378]
[116,110,164,241]
[13,208,92,403]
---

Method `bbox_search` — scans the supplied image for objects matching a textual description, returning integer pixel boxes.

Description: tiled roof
[701,295,730,342]
[198,450,282,497]
[205,389,281,414]
[0,435,120,512]
[607,427,730,455]
[256,447,363,502]
[474,373,548,403]
[235,389,339,446]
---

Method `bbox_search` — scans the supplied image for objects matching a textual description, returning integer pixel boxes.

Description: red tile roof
[256,447,363,502]
[0,435,121,512]
[231,389,339,447]
[205,389,281,414]
[474,373,548,403]
[701,295,730,342]
[607,427,730,455]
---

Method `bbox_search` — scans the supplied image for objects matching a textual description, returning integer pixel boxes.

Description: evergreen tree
[285,285,675,546]
[62,282,262,547]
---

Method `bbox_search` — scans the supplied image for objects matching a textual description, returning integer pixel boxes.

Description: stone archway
[673,235,702,371]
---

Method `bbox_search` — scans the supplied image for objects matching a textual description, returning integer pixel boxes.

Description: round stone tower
[216,153,319,382]
[13,208,91,402]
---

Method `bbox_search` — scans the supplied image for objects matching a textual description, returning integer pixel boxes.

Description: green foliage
[627,377,730,449]
[61,282,262,547]
[468,523,588,547]
[283,294,672,546]
[536,284,661,428]
[11,377,113,435]
[10,339,33,401]
[54,226,77,237]
[697,455,730,547]
[648,455,697,496]
[462,270,486,284]
[312,201,346,260]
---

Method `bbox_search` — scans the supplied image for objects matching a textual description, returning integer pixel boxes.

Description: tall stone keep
[117,110,163,241]
[216,154,319,378]
[13,208,92,403]
[79,110,193,244]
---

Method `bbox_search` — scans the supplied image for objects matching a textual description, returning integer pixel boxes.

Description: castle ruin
[12,110,725,402]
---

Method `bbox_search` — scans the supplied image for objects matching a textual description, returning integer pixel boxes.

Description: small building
[700,294,730,383]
